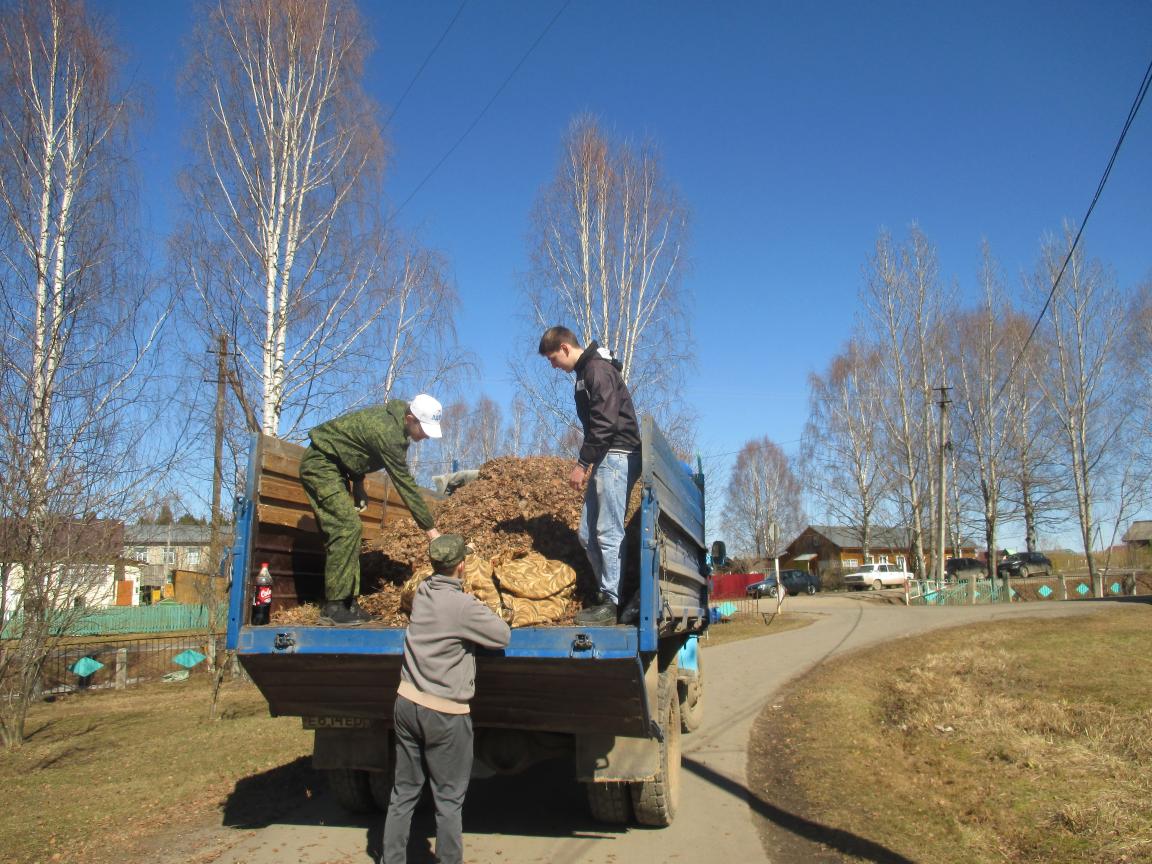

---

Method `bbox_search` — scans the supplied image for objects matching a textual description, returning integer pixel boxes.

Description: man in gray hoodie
[381,534,511,864]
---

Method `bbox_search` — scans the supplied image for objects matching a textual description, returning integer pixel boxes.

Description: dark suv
[945,557,985,579]
[997,551,1052,578]
[745,569,820,598]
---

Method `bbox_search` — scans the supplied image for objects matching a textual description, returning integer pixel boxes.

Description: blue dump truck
[225,416,708,826]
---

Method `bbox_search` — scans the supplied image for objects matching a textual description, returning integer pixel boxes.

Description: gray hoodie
[397,572,511,714]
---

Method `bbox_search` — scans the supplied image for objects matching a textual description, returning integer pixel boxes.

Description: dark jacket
[397,572,511,714]
[573,341,641,469]
[307,400,435,530]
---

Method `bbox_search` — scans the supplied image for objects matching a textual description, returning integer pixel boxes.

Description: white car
[843,562,913,591]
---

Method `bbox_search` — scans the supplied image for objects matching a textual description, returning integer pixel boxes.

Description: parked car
[997,551,1052,578]
[744,570,820,598]
[780,569,821,595]
[745,575,781,598]
[842,562,913,591]
[944,557,985,579]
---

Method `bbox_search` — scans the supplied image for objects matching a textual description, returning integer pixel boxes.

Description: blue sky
[103,1,1151,545]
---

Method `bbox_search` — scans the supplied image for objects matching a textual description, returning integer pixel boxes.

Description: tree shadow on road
[684,757,917,864]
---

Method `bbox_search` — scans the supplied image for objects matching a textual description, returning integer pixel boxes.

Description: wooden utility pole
[208,331,228,576]
[935,385,951,584]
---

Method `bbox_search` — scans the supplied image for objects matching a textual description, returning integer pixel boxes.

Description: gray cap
[429,534,467,571]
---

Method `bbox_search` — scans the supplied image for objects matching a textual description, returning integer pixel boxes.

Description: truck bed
[225,417,707,737]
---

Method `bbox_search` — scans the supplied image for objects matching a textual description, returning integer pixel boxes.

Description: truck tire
[326,768,377,813]
[872,579,883,591]
[584,780,633,824]
[679,652,704,734]
[630,673,681,826]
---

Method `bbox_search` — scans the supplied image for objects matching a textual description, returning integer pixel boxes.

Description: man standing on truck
[538,326,641,625]
[300,396,443,625]
[382,534,511,864]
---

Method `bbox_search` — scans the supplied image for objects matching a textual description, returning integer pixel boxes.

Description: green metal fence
[1,604,212,638]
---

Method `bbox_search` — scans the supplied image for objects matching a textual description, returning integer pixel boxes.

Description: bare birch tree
[1032,230,1126,595]
[945,244,1027,574]
[0,0,163,747]
[514,115,694,447]
[467,396,504,464]
[800,341,891,561]
[721,438,805,561]
[175,0,460,441]
[861,227,947,576]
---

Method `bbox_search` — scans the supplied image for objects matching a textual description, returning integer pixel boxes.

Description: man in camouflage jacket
[300,395,443,625]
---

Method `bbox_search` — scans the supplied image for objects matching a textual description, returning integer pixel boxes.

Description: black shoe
[575,601,618,626]
[319,597,373,626]
[618,592,640,625]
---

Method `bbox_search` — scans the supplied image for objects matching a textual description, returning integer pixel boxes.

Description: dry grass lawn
[749,604,1152,864]
[0,676,314,864]
[702,610,813,647]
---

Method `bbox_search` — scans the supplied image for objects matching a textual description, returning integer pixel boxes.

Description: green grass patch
[0,677,314,864]
[749,605,1152,863]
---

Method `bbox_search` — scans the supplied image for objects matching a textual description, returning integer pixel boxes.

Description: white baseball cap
[409,394,443,438]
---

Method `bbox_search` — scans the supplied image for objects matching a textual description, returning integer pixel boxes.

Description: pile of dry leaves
[273,455,640,628]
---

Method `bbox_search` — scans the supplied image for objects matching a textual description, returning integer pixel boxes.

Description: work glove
[351,478,368,512]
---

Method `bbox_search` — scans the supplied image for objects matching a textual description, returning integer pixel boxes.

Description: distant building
[780,524,978,578]
[1122,520,1152,550]
[122,524,231,603]
[1,517,141,618]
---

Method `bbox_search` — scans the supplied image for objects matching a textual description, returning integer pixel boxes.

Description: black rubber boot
[617,592,641,625]
[319,597,373,626]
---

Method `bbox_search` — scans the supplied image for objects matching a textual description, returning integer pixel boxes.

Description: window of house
[186,548,201,568]
[877,555,890,564]
[844,558,859,569]
[133,547,148,561]
[164,547,176,565]
[896,555,907,569]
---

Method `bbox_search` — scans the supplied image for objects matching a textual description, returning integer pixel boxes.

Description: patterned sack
[492,552,576,627]
[401,552,575,627]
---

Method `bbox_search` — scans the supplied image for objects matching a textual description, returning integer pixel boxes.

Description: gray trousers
[382,695,473,864]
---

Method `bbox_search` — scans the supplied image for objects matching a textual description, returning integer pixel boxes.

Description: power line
[393,0,572,217]
[382,1,470,128]
[995,54,1152,403]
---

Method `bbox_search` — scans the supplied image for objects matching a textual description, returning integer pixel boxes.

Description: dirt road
[176,595,1120,864]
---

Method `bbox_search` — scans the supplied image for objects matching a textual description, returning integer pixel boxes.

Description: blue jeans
[579,450,641,603]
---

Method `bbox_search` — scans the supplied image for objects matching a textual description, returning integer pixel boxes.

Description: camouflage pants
[299,447,361,601]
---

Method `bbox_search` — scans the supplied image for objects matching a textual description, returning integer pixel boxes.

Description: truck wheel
[679,655,704,734]
[326,768,377,813]
[630,678,681,826]
[806,584,816,595]
[768,586,778,598]
[584,780,633,824]
[871,579,883,591]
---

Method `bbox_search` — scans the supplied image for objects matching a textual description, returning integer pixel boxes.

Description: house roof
[807,524,914,549]
[1123,520,1152,543]
[803,524,978,551]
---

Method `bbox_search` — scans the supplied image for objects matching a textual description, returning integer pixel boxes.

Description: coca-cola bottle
[252,562,273,625]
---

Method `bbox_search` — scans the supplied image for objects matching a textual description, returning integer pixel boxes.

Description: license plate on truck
[302,716,374,730]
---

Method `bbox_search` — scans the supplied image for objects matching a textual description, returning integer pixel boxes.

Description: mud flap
[575,653,661,781]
